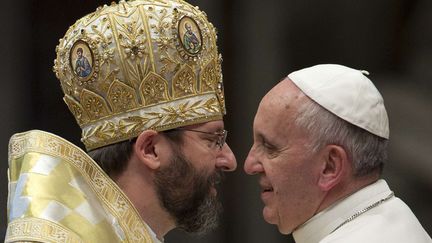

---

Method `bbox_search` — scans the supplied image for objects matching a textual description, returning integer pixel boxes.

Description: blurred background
[1,0,431,242]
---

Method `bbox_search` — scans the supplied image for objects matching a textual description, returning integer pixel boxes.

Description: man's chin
[262,208,293,235]
[263,208,279,226]
[277,224,293,235]
[262,206,274,221]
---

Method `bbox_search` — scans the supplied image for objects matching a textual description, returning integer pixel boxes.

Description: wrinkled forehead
[255,79,306,135]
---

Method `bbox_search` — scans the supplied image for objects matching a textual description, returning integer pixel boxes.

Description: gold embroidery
[200,59,217,92]
[6,218,83,243]
[81,95,221,150]
[139,72,169,105]
[64,95,90,125]
[172,64,196,98]
[53,0,225,151]
[8,131,154,243]
[107,80,139,113]
[80,89,111,120]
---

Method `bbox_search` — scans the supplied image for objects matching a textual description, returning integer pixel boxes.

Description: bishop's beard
[154,150,222,235]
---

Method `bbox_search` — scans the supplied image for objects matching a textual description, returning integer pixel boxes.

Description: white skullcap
[288,64,389,139]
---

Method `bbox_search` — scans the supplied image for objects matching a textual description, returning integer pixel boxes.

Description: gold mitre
[53,0,225,151]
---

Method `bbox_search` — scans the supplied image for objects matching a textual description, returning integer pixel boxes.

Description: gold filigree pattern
[7,130,155,242]
[118,21,147,60]
[53,0,225,151]
[200,59,217,92]
[140,72,169,105]
[172,64,196,98]
[148,7,171,36]
[6,217,83,243]
[107,80,138,112]
[80,89,111,120]
[82,95,221,150]
[148,6,179,75]
[119,116,150,134]
[90,17,114,66]
[64,95,90,125]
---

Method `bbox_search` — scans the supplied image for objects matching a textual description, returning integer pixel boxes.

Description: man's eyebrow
[255,132,266,142]
[212,125,224,132]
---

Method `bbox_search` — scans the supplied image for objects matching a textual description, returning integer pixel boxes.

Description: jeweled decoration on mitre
[53,0,225,151]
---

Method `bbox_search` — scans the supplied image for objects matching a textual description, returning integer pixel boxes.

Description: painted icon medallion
[70,40,94,79]
[178,16,203,55]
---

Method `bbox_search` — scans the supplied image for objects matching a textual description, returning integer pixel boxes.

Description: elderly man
[6,1,236,242]
[244,64,431,242]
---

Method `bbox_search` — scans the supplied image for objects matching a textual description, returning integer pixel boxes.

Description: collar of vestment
[293,179,392,243]
[6,130,161,243]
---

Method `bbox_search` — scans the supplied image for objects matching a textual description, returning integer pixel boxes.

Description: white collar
[293,179,392,243]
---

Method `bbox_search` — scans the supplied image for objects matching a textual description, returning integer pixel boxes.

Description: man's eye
[263,142,274,151]
[205,137,218,147]
[262,141,278,157]
[261,138,272,149]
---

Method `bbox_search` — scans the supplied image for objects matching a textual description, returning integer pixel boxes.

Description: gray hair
[294,95,388,177]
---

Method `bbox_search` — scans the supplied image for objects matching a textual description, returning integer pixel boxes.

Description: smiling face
[244,79,325,234]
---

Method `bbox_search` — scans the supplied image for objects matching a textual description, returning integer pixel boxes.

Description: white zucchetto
[288,64,389,139]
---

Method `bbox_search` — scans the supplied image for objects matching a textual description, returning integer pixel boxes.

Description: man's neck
[113,167,175,240]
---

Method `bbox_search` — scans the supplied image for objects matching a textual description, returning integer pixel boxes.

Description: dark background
[1,0,431,242]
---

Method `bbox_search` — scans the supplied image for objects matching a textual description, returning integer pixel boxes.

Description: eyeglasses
[172,128,228,150]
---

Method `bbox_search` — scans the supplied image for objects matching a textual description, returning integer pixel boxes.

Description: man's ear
[318,145,348,192]
[134,130,161,170]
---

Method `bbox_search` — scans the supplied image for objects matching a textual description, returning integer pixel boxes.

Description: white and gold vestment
[6,130,160,243]
[6,0,226,241]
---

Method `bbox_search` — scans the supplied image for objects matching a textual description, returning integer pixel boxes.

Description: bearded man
[5,1,236,242]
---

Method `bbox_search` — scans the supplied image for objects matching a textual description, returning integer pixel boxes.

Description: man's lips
[259,179,274,193]
[262,187,274,192]
[260,184,274,202]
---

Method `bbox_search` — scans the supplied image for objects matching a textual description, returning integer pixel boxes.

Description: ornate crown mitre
[53,0,225,151]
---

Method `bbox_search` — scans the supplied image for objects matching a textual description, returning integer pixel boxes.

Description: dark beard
[154,151,222,235]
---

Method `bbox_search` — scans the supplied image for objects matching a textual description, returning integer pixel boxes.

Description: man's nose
[215,143,237,172]
[244,145,263,175]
